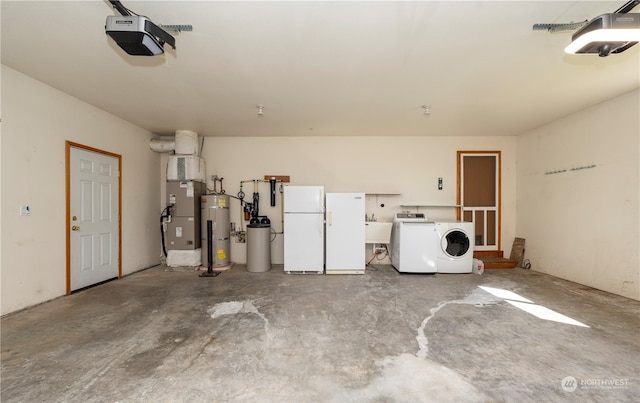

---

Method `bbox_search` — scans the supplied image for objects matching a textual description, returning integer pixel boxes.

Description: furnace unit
[166,180,206,250]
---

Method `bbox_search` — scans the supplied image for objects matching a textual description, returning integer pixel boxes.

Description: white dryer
[434,221,474,273]
[390,213,438,273]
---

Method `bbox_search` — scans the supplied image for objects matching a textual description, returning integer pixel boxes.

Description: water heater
[201,194,231,268]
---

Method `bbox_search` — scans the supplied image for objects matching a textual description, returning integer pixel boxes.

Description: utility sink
[365,222,393,244]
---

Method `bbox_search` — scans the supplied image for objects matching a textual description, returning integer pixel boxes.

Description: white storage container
[472,258,485,274]
[167,155,206,182]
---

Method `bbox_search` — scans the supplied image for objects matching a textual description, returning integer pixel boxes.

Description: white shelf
[365,193,401,196]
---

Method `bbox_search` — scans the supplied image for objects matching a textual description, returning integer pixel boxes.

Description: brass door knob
[72,226,80,231]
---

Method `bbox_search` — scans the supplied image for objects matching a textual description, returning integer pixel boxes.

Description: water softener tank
[201,194,231,268]
[247,221,271,272]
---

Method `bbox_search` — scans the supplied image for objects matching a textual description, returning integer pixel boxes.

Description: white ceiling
[2,1,639,137]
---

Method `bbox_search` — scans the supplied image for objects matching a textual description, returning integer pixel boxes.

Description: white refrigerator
[283,185,325,274]
[325,193,366,274]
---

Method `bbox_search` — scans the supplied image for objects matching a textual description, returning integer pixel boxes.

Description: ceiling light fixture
[564,13,640,56]
[564,1,640,57]
[256,105,265,117]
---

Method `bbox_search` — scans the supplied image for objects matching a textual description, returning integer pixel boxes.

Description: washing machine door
[441,229,470,258]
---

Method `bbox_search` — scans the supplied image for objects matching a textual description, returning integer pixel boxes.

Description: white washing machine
[390,213,438,273]
[435,221,474,273]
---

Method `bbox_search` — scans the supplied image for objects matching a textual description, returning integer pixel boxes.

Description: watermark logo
[562,376,578,392]
[561,376,630,392]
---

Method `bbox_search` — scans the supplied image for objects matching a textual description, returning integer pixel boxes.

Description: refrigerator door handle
[327,211,332,226]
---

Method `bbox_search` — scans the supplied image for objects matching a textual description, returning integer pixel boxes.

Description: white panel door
[70,147,119,290]
[325,193,365,272]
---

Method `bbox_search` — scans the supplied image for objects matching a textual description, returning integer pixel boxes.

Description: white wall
[193,136,516,265]
[1,66,161,315]
[516,89,639,301]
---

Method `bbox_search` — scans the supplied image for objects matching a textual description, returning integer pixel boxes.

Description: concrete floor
[1,265,639,402]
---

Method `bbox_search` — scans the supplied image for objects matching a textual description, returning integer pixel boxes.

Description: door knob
[72,226,80,231]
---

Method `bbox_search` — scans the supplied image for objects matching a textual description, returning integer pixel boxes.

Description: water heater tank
[201,194,231,268]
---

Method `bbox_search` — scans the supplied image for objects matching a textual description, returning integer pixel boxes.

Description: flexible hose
[160,205,172,257]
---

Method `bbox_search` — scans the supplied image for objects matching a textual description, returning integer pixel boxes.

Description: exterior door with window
[458,151,501,251]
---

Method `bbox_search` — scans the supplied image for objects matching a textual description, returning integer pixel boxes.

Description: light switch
[20,205,31,216]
